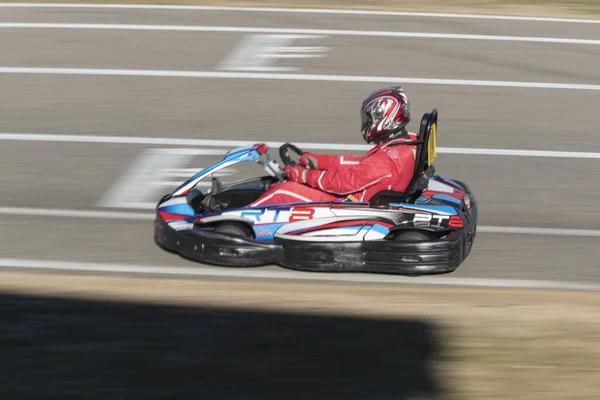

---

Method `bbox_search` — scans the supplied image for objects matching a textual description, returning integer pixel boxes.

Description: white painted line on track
[0,207,151,220]
[1,3,599,24]
[437,147,600,159]
[2,67,599,92]
[2,257,600,292]
[478,226,600,237]
[2,23,599,46]
[2,206,600,238]
[2,133,600,159]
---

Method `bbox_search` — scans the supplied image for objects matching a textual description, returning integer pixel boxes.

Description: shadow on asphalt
[0,291,447,399]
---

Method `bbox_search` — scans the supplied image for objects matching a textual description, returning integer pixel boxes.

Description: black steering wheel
[279,143,306,167]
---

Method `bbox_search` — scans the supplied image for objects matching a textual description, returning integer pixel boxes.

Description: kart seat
[369,109,438,207]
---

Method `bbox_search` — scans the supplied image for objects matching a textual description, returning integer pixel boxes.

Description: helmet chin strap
[374,127,409,144]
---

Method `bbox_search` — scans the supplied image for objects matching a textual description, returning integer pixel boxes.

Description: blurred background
[1,1,599,399]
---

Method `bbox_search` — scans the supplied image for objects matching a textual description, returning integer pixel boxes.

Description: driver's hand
[284,165,308,184]
[299,153,330,170]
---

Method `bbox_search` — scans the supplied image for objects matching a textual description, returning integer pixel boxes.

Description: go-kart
[154,110,478,275]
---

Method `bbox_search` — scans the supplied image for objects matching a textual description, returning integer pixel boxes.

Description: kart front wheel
[214,222,254,238]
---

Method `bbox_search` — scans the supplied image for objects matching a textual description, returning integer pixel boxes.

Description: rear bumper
[278,230,473,275]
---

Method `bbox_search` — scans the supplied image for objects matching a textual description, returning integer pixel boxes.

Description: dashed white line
[2,257,600,292]
[2,133,600,159]
[2,206,600,238]
[1,67,600,91]
[0,3,599,24]
[2,23,599,46]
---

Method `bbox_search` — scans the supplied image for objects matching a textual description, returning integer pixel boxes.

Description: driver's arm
[304,152,395,196]
[300,153,362,170]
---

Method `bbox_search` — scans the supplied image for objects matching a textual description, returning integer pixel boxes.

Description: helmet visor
[361,110,373,135]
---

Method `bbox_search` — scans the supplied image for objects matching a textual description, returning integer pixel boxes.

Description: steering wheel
[279,143,307,167]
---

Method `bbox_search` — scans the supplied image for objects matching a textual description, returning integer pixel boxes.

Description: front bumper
[154,219,285,268]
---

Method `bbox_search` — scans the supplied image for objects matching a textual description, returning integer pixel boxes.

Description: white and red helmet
[360,87,411,143]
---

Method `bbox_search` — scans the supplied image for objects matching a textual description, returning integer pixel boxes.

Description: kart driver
[249,86,418,206]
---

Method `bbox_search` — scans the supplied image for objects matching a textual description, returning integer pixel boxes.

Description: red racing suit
[250,133,417,206]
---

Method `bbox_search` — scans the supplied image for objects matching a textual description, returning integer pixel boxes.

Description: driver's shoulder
[391,132,418,143]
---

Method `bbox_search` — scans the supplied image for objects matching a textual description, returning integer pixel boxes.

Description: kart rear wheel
[393,230,436,242]
[214,222,254,238]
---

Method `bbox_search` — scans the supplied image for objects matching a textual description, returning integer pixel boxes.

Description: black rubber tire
[393,230,436,242]
[214,222,254,238]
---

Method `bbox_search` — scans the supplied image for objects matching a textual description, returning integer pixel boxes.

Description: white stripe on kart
[2,23,600,46]
[1,68,600,92]
[2,206,600,238]
[2,257,600,292]
[2,133,600,159]
[1,3,599,24]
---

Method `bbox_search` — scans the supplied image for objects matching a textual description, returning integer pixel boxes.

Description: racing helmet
[360,87,411,144]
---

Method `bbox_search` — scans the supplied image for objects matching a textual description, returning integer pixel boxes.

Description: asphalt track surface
[1,3,600,286]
